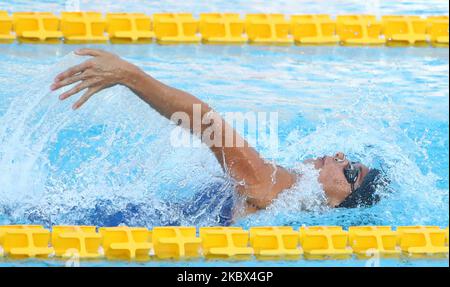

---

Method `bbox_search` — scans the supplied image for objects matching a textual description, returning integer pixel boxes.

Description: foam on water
[268,163,328,213]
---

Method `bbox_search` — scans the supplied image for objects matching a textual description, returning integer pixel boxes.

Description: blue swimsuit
[181,182,235,226]
[73,182,236,227]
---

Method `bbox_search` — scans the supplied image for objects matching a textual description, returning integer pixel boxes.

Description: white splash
[268,163,328,213]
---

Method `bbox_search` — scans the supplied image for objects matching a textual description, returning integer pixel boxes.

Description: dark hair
[337,168,389,208]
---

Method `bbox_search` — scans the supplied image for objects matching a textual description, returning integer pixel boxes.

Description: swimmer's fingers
[75,48,106,57]
[54,61,92,84]
[59,79,96,100]
[51,71,91,91]
[72,87,99,110]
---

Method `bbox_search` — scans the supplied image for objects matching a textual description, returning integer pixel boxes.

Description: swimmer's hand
[51,49,142,110]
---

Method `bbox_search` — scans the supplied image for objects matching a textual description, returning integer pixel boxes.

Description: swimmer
[51,49,388,222]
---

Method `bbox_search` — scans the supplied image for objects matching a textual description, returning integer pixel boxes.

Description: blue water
[0,0,449,267]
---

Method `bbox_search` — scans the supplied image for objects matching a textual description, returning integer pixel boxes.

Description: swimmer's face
[306,152,370,207]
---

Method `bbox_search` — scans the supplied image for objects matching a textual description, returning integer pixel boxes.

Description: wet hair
[337,168,389,208]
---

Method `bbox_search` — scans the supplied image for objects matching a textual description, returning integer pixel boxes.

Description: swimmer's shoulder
[235,166,298,214]
[234,168,298,217]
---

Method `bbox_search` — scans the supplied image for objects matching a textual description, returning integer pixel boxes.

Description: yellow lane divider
[99,226,152,261]
[299,226,353,259]
[13,12,62,43]
[52,226,102,259]
[382,15,428,45]
[0,12,448,46]
[250,226,303,258]
[0,225,53,259]
[200,227,253,258]
[0,11,15,42]
[152,226,201,259]
[427,16,450,45]
[397,226,449,257]
[107,13,154,43]
[61,12,108,43]
[153,13,200,44]
[200,13,247,44]
[291,14,340,45]
[245,14,293,45]
[0,225,448,260]
[336,15,386,45]
[349,226,400,258]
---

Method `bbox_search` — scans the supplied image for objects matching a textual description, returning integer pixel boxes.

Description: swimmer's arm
[119,56,297,209]
[51,49,296,209]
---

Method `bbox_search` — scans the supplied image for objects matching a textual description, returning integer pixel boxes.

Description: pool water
[0,0,449,267]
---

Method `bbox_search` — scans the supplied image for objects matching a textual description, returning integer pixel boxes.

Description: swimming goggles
[334,155,361,192]
[344,162,360,192]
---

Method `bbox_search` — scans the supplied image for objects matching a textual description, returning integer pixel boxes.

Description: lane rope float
[0,225,448,260]
[0,12,448,46]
